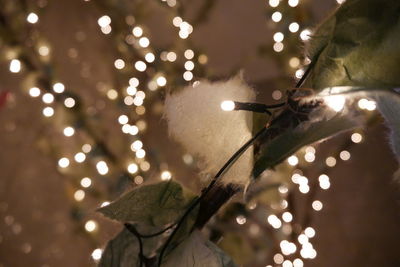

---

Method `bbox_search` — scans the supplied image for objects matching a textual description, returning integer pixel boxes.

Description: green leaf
[252,114,360,178]
[99,228,140,267]
[162,230,237,267]
[98,181,196,227]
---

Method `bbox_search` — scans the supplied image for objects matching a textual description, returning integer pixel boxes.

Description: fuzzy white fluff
[164,76,256,186]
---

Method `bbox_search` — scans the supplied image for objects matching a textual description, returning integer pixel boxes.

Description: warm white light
[114,59,125,69]
[118,115,129,124]
[96,161,109,175]
[91,248,103,261]
[138,37,150,48]
[127,163,138,174]
[273,42,284,52]
[184,49,194,59]
[134,61,146,72]
[29,87,41,97]
[220,100,235,111]
[126,86,137,96]
[282,260,293,267]
[42,93,54,104]
[293,258,304,267]
[74,190,85,201]
[136,149,146,158]
[300,29,311,41]
[129,77,139,87]
[288,0,299,7]
[304,152,315,162]
[267,215,282,229]
[351,133,362,143]
[340,150,351,161]
[269,0,280,7]
[272,12,282,22]
[272,90,282,100]
[38,46,49,56]
[312,200,323,211]
[132,26,143,37]
[145,53,155,63]
[172,16,182,27]
[130,140,143,151]
[289,22,300,33]
[10,59,21,73]
[184,61,194,71]
[324,95,345,112]
[183,71,193,81]
[273,32,284,42]
[64,97,75,108]
[63,126,75,137]
[74,152,86,163]
[80,177,92,188]
[166,52,177,62]
[304,227,315,238]
[101,25,112,34]
[82,144,92,153]
[161,170,172,181]
[337,0,346,3]
[42,107,54,117]
[287,155,298,166]
[85,220,97,232]
[299,184,310,194]
[156,76,167,87]
[295,69,304,78]
[107,89,118,100]
[58,157,70,168]
[97,15,111,27]
[27,13,39,24]
[318,174,330,190]
[53,82,65,93]
[101,201,110,207]
[325,156,336,167]
[282,212,293,223]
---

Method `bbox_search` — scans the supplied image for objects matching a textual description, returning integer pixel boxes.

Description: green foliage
[252,114,360,178]
[162,230,237,267]
[98,181,196,227]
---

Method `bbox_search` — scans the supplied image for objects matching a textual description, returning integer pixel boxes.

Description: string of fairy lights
[3,0,381,266]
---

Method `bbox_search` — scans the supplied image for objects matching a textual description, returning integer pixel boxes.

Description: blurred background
[0,0,399,266]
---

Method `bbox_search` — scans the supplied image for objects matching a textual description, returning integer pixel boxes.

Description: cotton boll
[164,76,255,186]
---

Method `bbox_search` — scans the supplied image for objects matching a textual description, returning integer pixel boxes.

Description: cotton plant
[97,0,400,266]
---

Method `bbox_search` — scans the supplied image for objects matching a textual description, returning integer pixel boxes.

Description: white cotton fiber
[164,76,256,186]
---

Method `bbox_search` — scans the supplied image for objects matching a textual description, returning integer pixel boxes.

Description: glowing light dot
[82,144,92,153]
[293,258,304,267]
[273,32,284,42]
[300,29,312,41]
[124,96,134,106]
[272,90,282,100]
[29,87,41,97]
[221,100,235,111]
[267,214,282,229]
[27,13,39,24]
[312,200,323,211]
[64,97,76,108]
[42,107,54,117]
[289,57,300,68]
[283,260,293,267]
[136,149,146,158]
[53,82,65,93]
[127,163,138,174]
[138,37,150,48]
[305,227,316,238]
[183,71,193,81]
[132,26,143,37]
[96,161,109,175]
[172,16,182,27]
[236,215,246,225]
[101,201,110,207]
[273,253,284,264]
[324,95,345,112]
[38,46,49,56]
[145,53,155,63]
[85,220,97,232]
[318,174,331,190]
[184,49,194,59]
[305,146,316,154]
[269,0,280,7]
[351,133,363,143]
[282,212,293,223]
[198,54,208,64]
[74,152,86,163]
[80,177,92,188]
[114,59,125,69]
[295,69,305,78]
[101,25,112,34]
[272,12,282,22]
[337,0,346,3]
[74,190,85,201]
[273,42,284,52]
[42,93,54,104]
[289,22,300,33]
[166,52,177,62]
[134,61,147,72]
[340,150,351,161]
[97,15,111,27]
[288,0,299,7]
[325,156,336,167]
[184,61,195,71]
[58,157,70,168]
[107,89,118,100]
[10,59,21,73]
[156,76,167,87]
[287,155,298,166]
[161,170,172,181]
[91,248,103,261]
[63,127,75,137]
[118,115,129,124]
[299,184,310,194]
